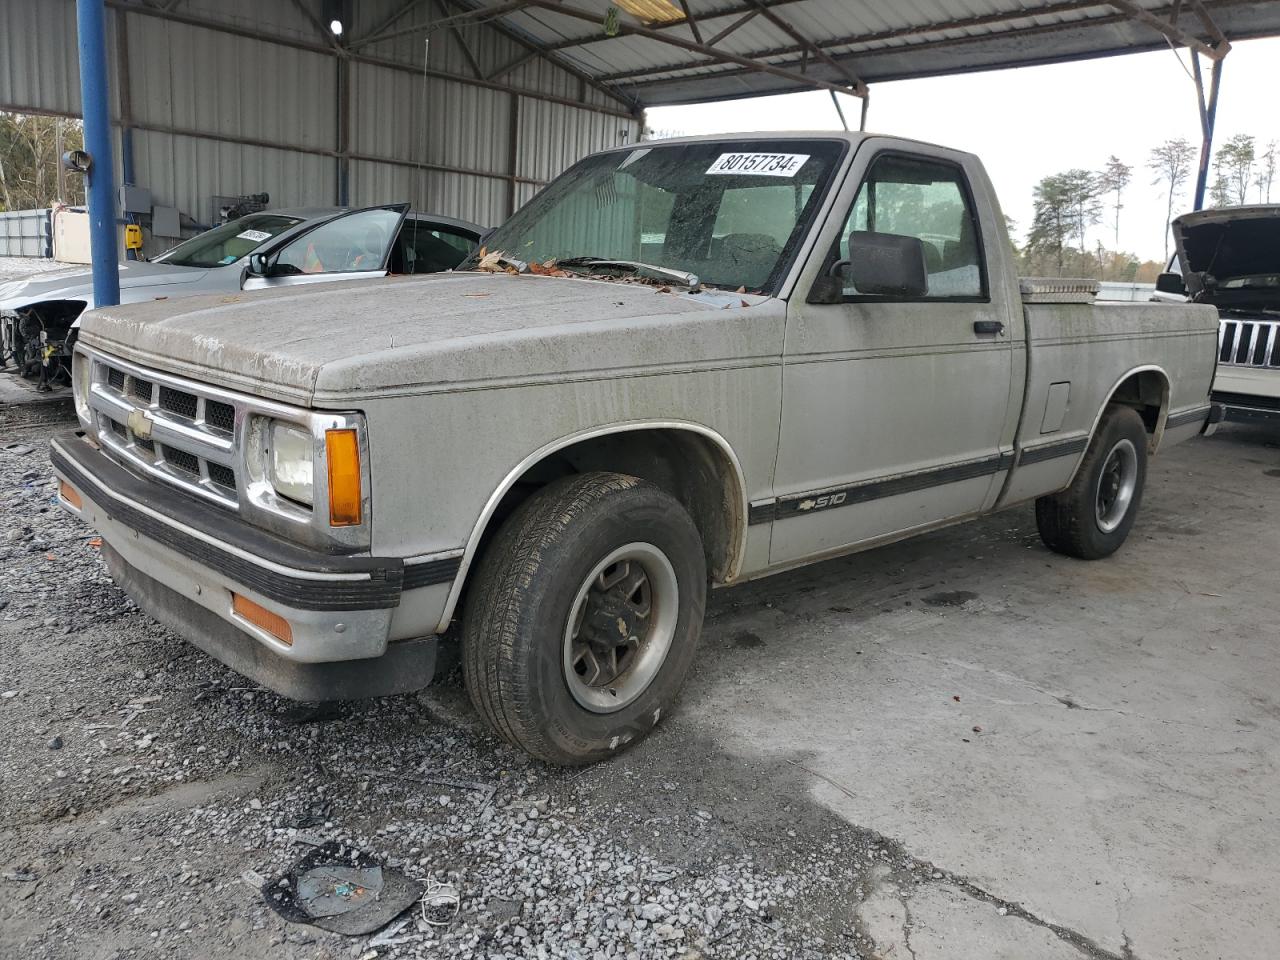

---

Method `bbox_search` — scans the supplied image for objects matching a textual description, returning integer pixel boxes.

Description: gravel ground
[0,401,932,960]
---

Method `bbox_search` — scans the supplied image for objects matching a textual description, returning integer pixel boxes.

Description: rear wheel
[1035,406,1148,560]
[462,472,706,765]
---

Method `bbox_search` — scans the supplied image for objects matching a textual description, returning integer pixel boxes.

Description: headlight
[73,353,91,424]
[268,421,314,506]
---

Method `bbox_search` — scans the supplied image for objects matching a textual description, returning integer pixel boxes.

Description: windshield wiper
[557,257,701,291]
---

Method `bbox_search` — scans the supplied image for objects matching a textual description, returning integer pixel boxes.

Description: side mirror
[247,252,272,277]
[1155,271,1186,296]
[846,231,929,298]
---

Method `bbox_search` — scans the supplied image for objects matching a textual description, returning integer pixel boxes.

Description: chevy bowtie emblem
[127,408,154,440]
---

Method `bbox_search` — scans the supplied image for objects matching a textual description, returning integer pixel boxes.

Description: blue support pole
[76,0,120,307]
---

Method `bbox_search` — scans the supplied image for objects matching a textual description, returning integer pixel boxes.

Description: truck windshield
[155,214,302,268]
[473,139,845,293]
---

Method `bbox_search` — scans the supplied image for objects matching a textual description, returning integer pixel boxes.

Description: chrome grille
[207,462,237,490]
[159,384,198,420]
[85,354,243,510]
[75,345,371,552]
[205,400,236,434]
[1218,318,1280,368]
[128,375,154,403]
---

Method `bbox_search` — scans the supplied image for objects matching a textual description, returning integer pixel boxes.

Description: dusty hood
[0,260,210,312]
[77,271,772,406]
[1172,205,1280,308]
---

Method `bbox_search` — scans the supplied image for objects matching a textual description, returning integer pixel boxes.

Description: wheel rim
[562,542,679,714]
[1095,438,1138,533]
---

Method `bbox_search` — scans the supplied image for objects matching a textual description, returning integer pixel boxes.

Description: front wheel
[1035,406,1148,560]
[462,472,707,765]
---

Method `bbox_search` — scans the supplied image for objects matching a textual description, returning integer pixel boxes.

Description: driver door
[243,204,409,290]
[769,148,1019,565]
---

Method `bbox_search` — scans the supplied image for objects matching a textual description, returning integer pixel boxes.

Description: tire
[1035,406,1148,560]
[462,472,707,765]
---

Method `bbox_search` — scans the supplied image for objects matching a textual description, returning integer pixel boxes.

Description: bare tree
[1257,140,1277,203]
[1149,138,1196,261]
[1097,155,1132,255]
[1060,168,1103,256]
[0,112,84,210]
[1215,134,1256,205]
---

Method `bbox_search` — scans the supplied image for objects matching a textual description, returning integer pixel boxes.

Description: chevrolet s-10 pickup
[53,132,1222,763]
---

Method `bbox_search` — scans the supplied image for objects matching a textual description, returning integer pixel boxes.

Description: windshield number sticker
[236,229,272,242]
[706,153,810,177]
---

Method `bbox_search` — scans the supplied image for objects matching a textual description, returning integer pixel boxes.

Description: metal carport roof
[390,0,1280,107]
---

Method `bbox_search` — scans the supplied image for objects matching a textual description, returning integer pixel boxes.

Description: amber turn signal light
[232,593,293,646]
[325,429,362,527]
[59,480,82,509]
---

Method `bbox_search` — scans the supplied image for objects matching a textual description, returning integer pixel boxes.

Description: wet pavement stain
[922,590,980,607]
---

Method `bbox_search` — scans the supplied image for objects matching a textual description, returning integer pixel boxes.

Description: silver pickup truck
[52,133,1222,764]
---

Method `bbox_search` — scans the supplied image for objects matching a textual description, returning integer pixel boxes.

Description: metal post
[76,0,120,306]
[336,52,351,206]
[1192,54,1223,211]
[115,11,138,260]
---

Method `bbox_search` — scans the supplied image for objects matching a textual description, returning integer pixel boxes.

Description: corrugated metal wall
[0,0,640,252]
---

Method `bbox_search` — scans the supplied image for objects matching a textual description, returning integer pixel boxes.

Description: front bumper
[52,430,446,700]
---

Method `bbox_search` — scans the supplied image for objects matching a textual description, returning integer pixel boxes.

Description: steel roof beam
[747,0,863,90]
[437,0,487,78]
[597,0,1107,83]
[535,0,805,52]
[704,10,757,46]
[286,0,342,51]
[595,0,1238,86]
[486,47,540,81]
[520,0,865,96]
[363,0,641,110]
[1106,0,1229,57]
[104,0,637,118]
[349,1,527,50]
[359,0,430,46]
[676,0,703,44]
[456,4,643,111]
[1186,0,1230,47]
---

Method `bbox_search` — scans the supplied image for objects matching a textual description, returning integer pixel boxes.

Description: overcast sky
[648,36,1280,263]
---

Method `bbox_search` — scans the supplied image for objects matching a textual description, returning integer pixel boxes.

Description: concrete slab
[689,422,1280,960]
[855,871,1085,960]
[0,371,71,406]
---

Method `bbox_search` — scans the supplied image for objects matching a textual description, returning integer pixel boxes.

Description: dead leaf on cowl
[528,259,571,278]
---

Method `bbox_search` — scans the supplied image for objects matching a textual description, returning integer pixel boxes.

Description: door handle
[973,320,1005,336]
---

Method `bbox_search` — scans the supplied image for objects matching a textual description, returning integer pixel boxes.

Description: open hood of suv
[1172,205,1280,309]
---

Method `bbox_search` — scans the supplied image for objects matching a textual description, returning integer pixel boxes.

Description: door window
[275,208,402,275]
[394,222,478,274]
[837,155,985,300]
